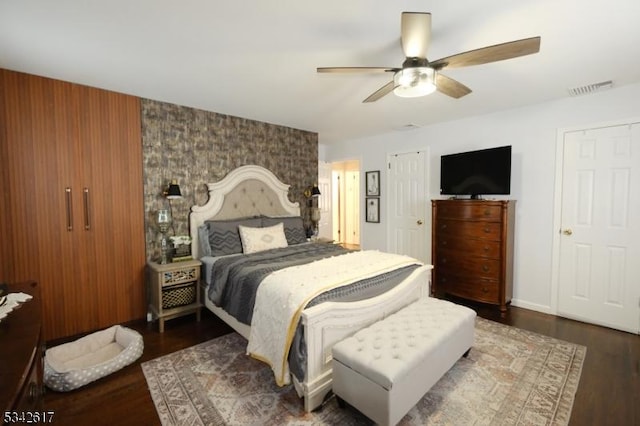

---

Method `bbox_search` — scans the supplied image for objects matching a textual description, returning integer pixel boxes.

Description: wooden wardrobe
[0,69,146,341]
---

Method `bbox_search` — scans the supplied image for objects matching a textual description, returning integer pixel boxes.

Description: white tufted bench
[331,297,476,426]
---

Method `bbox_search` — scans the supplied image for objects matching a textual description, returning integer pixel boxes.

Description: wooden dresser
[0,281,44,415]
[431,200,515,312]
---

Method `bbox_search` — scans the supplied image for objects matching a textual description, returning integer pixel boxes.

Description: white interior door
[387,151,427,262]
[344,170,360,245]
[557,123,640,333]
[317,161,332,240]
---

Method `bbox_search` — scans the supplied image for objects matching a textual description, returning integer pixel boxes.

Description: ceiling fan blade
[363,81,396,103]
[317,67,397,74]
[430,36,541,70]
[401,12,431,58]
[436,73,472,99]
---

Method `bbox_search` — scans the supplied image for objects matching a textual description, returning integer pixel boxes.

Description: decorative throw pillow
[206,217,262,256]
[198,225,212,257]
[239,223,288,254]
[262,216,306,245]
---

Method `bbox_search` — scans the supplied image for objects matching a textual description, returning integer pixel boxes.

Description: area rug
[141,318,586,425]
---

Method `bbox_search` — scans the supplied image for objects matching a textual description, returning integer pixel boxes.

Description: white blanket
[247,250,421,386]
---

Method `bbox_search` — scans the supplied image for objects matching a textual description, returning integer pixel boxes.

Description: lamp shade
[166,180,182,199]
[311,184,321,197]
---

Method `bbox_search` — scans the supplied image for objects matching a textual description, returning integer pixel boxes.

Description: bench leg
[311,389,337,413]
[336,395,346,409]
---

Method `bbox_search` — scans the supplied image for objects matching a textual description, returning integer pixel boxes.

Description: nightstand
[147,259,202,332]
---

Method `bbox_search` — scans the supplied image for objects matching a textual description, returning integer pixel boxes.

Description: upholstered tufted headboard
[189,165,301,259]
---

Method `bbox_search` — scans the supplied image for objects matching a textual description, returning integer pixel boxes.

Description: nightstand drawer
[162,282,197,309]
[161,266,199,287]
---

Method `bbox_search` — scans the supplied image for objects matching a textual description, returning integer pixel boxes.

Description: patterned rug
[141,318,585,425]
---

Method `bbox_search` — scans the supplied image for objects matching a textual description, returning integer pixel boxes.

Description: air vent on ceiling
[393,124,421,131]
[567,80,613,97]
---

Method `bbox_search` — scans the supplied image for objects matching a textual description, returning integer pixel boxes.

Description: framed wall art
[365,170,380,196]
[366,197,380,223]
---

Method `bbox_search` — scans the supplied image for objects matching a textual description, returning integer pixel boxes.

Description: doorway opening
[330,160,360,249]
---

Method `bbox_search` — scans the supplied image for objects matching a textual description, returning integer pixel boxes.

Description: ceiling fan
[317,12,541,103]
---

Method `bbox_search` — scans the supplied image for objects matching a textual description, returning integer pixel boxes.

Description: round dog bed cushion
[44,325,144,391]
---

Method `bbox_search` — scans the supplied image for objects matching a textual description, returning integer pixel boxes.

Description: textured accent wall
[141,98,318,260]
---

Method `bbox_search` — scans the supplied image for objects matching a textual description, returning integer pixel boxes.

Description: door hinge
[388,163,391,170]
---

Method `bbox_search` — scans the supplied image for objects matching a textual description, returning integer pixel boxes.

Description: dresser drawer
[435,202,502,221]
[14,345,44,411]
[436,251,501,279]
[436,220,503,241]
[435,275,500,304]
[436,235,501,258]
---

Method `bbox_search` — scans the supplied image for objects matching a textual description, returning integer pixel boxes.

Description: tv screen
[440,146,511,198]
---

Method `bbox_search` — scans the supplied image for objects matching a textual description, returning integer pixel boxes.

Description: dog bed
[44,325,144,391]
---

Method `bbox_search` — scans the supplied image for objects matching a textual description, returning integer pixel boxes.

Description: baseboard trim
[511,298,553,315]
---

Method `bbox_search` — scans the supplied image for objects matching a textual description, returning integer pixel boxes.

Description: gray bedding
[208,243,353,323]
[205,242,420,380]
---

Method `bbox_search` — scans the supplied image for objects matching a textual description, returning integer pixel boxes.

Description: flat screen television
[440,145,511,198]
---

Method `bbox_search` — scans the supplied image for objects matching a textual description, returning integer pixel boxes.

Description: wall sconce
[304,184,322,239]
[163,180,182,199]
[303,184,321,198]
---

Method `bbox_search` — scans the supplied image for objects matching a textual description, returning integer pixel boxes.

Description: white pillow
[238,223,288,254]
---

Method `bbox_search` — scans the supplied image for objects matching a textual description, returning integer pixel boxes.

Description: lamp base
[158,233,173,264]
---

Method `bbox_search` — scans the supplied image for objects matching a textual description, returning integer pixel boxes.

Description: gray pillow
[206,217,262,256]
[198,225,212,257]
[262,216,306,245]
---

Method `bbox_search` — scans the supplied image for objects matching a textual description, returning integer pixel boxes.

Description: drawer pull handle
[484,209,491,216]
[482,287,489,293]
[484,227,491,233]
[441,224,447,229]
[28,382,41,401]
[482,265,490,272]
[442,258,447,264]
[483,246,489,251]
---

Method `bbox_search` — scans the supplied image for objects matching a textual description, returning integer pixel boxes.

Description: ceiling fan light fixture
[393,67,436,98]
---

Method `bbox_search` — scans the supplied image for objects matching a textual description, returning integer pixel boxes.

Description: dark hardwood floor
[43,303,639,426]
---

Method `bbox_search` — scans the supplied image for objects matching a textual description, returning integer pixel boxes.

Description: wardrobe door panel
[77,86,146,328]
[0,70,97,339]
[2,70,145,339]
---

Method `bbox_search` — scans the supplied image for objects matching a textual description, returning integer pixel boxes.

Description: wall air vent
[567,80,613,97]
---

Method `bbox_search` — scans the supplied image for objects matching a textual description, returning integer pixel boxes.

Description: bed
[190,165,432,412]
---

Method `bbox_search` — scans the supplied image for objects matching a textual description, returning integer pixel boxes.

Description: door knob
[417,219,424,225]
[562,229,573,236]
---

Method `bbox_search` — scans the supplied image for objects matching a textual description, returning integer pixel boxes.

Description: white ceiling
[2,0,640,144]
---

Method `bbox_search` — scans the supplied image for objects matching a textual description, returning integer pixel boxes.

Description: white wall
[321,82,640,313]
